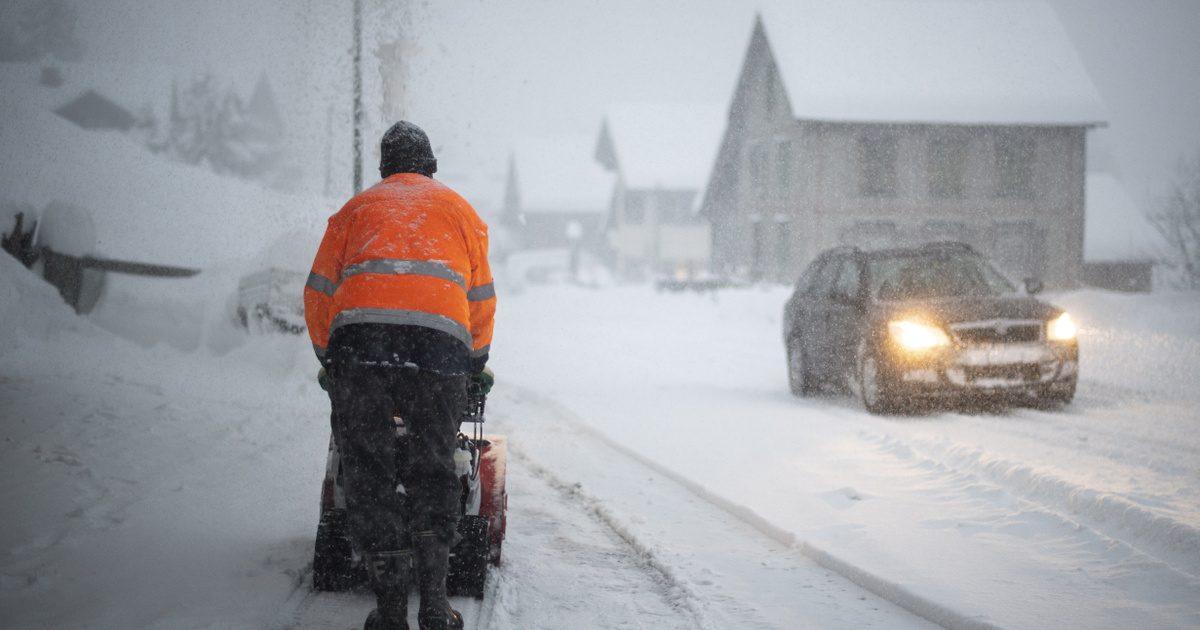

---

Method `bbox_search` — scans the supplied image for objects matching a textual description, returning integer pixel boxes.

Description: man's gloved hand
[318,366,332,392]
[472,366,494,396]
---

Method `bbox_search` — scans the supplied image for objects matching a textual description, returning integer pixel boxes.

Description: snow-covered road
[493,283,1200,629]
[3,257,1198,629]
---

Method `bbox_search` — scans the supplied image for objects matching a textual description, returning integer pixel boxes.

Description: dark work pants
[330,362,467,553]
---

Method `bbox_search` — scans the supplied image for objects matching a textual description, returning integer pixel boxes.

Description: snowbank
[0,254,90,358]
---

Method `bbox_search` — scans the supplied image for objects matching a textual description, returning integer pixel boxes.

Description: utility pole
[352,0,364,194]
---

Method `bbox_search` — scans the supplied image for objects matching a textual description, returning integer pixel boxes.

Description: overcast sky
[69,0,1200,215]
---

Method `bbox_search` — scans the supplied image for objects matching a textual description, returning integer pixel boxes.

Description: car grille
[951,320,1042,344]
[965,364,1040,383]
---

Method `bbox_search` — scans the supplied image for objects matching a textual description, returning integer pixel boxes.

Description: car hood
[873,295,1060,326]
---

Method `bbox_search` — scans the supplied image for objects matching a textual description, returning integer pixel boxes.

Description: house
[55,89,135,131]
[595,102,726,280]
[700,2,1108,288]
[1082,172,1161,292]
[501,135,614,254]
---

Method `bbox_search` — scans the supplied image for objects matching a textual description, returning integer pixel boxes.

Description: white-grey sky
[66,0,1200,214]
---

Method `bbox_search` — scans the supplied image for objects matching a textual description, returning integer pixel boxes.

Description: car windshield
[868,252,1015,301]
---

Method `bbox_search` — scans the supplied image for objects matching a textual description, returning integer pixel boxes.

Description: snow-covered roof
[510,135,614,215]
[1085,173,1162,263]
[598,102,727,190]
[0,64,329,269]
[759,1,1107,126]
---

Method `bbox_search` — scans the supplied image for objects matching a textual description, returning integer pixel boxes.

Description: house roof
[1085,172,1162,263]
[759,0,1108,126]
[509,135,614,215]
[597,102,728,190]
[55,90,135,131]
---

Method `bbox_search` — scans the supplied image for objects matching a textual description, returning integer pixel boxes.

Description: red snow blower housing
[312,382,507,598]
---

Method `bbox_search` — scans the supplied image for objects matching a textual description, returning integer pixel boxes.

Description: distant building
[501,135,614,254]
[700,3,1108,288]
[55,90,135,131]
[595,102,725,280]
[1083,172,1161,292]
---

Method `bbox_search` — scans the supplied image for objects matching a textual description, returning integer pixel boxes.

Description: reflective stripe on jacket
[304,173,496,365]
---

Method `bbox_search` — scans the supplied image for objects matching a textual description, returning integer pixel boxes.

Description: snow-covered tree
[1150,151,1200,289]
[161,74,284,180]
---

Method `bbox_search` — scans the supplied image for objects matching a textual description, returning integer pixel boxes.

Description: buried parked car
[783,242,1078,413]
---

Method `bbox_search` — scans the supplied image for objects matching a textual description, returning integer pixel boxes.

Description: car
[782,242,1078,413]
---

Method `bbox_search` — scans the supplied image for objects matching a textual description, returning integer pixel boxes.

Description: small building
[595,102,726,280]
[501,135,614,254]
[55,89,135,131]
[701,2,1108,288]
[1082,172,1161,292]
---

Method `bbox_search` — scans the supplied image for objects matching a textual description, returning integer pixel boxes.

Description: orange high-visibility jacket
[304,173,495,365]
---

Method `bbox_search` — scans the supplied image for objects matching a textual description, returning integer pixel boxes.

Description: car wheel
[858,344,900,414]
[787,337,815,397]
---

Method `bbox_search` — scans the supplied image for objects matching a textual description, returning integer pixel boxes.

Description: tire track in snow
[495,385,955,630]
[856,428,1200,580]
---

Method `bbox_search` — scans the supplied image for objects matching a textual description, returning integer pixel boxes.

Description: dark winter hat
[379,120,438,178]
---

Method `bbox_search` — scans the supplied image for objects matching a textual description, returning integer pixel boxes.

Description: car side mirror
[1023,278,1044,295]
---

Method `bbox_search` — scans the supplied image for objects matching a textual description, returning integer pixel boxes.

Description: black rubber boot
[414,533,463,630]
[363,550,413,630]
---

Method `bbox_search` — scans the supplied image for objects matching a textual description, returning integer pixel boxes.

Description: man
[304,121,496,630]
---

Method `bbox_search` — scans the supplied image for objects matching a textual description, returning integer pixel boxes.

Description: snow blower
[312,381,507,599]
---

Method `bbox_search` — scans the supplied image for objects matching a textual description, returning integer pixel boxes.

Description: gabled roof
[1085,173,1162,262]
[758,1,1107,126]
[55,90,135,131]
[597,102,727,190]
[509,135,614,215]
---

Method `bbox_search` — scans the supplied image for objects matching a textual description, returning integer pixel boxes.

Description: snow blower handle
[463,368,492,423]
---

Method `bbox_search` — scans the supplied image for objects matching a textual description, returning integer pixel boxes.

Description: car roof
[828,241,979,260]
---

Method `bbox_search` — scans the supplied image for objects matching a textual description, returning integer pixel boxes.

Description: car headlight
[1047,312,1077,341]
[888,320,951,351]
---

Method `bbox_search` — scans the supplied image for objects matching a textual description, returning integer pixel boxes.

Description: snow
[760,1,1108,126]
[5,237,1199,628]
[1,8,1196,626]
[508,135,614,215]
[1085,172,1163,262]
[0,63,332,269]
[599,102,728,191]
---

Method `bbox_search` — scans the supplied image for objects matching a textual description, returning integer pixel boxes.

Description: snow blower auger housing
[312,381,507,599]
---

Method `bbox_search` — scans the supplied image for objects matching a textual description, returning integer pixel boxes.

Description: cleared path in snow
[279,455,694,630]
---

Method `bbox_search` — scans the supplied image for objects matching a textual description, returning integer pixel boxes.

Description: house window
[928,134,967,199]
[994,134,1035,199]
[840,221,898,250]
[749,143,769,204]
[776,140,793,202]
[920,220,972,247]
[775,218,792,279]
[991,221,1044,280]
[858,131,898,198]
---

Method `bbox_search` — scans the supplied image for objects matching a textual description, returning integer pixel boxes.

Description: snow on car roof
[598,102,728,191]
[510,134,615,215]
[759,0,1108,126]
